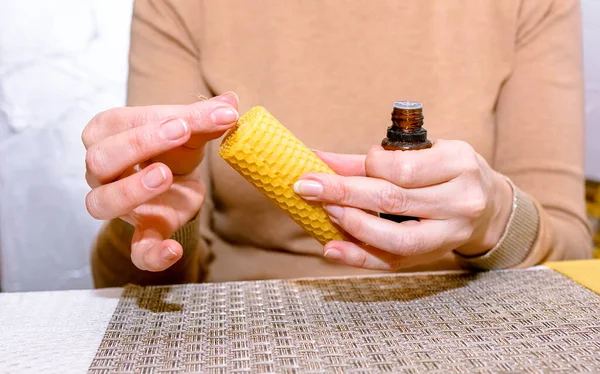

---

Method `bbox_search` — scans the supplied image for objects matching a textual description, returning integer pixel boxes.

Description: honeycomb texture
[219,106,346,245]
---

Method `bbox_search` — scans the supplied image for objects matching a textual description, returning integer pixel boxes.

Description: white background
[0,0,598,291]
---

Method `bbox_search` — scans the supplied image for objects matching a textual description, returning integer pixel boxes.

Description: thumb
[131,226,183,272]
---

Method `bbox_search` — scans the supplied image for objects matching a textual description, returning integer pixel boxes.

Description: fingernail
[324,248,343,261]
[160,118,188,140]
[293,180,323,198]
[324,204,344,219]
[162,246,178,261]
[211,107,239,125]
[142,166,166,189]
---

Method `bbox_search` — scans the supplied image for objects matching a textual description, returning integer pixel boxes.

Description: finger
[86,165,138,189]
[149,146,204,176]
[154,95,237,173]
[295,174,463,219]
[82,106,147,149]
[81,92,239,148]
[323,205,465,256]
[365,140,465,188]
[322,240,448,271]
[171,91,240,150]
[213,90,239,107]
[312,150,366,176]
[85,118,191,183]
[323,240,402,270]
[131,228,183,272]
[85,163,173,220]
[182,92,239,139]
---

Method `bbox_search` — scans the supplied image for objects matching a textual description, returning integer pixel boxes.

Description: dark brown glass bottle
[380,101,432,223]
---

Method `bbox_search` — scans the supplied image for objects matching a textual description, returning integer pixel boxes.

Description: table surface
[1,262,599,374]
[0,288,122,373]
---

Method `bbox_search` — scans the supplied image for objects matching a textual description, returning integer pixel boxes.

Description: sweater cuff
[454,177,540,270]
[170,211,200,256]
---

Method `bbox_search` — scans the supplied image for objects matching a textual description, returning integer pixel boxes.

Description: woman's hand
[82,92,239,272]
[294,140,514,270]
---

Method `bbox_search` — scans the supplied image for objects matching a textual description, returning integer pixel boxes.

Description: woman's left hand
[294,140,514,270]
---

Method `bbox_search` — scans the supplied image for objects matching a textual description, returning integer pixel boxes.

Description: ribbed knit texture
[456,179,540,270]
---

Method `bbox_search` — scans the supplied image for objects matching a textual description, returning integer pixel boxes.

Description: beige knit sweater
[91,0,591,287]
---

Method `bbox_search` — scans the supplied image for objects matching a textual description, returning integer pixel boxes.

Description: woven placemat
[89,269,600,373]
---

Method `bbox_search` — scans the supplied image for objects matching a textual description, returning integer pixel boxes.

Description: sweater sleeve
[91,0,210,288]
[491,0,592,267]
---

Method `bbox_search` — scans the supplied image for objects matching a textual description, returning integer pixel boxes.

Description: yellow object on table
[219,106,347,245]
[585,179,600,258]
[545,259,600,295]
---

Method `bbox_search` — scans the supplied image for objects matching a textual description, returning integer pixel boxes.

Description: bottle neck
[381,102,432,150]
[391,107,424,132]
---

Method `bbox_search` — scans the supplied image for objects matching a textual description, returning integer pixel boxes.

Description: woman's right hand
[82,92,239,272]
